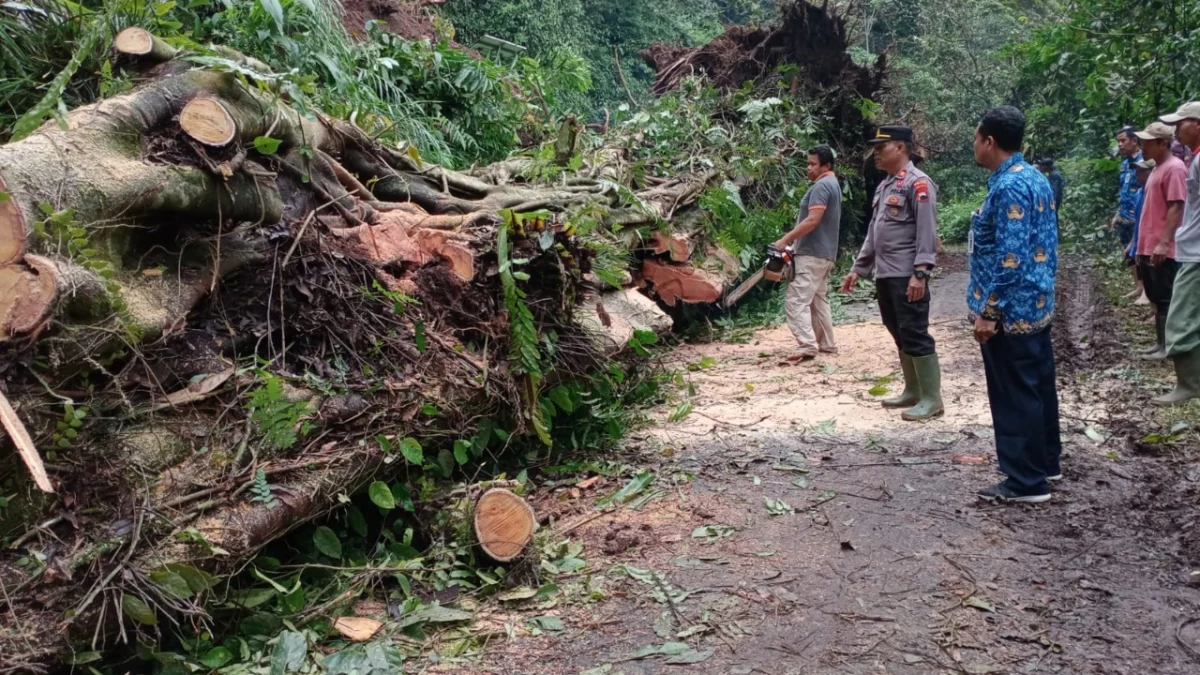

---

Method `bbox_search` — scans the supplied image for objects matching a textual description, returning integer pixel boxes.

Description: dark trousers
[1138,256,1179,323]
[980,327,1062,494]
[876,277,936,357]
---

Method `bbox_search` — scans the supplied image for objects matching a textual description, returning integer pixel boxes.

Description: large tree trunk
[0,30,732,670]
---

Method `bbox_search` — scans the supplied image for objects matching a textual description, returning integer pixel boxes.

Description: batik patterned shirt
[1117,152,1143,224]
[968,153,1059,334]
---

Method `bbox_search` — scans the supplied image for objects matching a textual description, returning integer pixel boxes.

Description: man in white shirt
[1156,102,1200,404]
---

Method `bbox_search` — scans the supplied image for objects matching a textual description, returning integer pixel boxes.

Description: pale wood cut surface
[474,488,535,561]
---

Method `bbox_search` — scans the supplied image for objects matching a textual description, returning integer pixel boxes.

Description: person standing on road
[774,145,842,361]
[1114,126,1145,301]
[1154,103,1200,405]
[841,125,943,421]
[1133,121,1188,361]
[1128,158,1155,262]
[969,106,1061,504]
[1036,158,1065,209]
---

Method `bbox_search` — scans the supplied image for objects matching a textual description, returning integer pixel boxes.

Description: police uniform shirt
[851,161,939,279]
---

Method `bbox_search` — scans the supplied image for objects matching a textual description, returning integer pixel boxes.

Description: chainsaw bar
[723,267,765,308]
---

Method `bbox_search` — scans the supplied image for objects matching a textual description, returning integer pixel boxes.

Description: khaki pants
[785,255,837,356]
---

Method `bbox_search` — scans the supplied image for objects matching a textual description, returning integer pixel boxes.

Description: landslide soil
[466,255,1200,674]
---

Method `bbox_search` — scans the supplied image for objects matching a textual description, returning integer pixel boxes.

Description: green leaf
[453,439,471,465]
[437,448,455,477]
[368,481,395,510]
[414,321,427,353]
[548,386,575,413]
[200,647,234,668]
[269,630,307,675]
[346,505,368,537]
[258,0,285,32]
[149,570,193,600]
[121,594,157,626]
[312,526,342,559]
[868,385,889,396]
[529,615,565,631]
[395,605,473,628]
[69,652,103,665]
[399,437,423,464]
[597,471,654,507]
[253,135,282,155]
[0,191,9,202]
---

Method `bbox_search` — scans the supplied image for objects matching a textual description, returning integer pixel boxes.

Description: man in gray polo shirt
[774,145,842,360]
[1156,101,1200,405]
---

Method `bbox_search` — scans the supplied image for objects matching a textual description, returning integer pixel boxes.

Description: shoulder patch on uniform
[914,179,930,203]
[1010,164,1025,173]
[1007,204,1026,220]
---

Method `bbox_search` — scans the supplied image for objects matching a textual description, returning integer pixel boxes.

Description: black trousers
[876,277,936,357]
[980,327,1062,494]
[1138,256,1179,322]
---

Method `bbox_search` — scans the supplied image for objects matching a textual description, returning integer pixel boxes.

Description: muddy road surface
[467,258,1200,675]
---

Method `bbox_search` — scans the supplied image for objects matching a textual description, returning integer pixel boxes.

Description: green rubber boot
[902,354,945,421]
[1139,315,1168,361]
[1151,349,1200,406]
[882,353,919,409]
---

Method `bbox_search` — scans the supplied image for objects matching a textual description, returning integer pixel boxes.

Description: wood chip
[0,390,53,492]
[332,616,383,641]
[576,475,603,490]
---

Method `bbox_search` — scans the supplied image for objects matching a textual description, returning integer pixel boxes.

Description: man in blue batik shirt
[968,106,1061,504]
[1114,126,1144,300]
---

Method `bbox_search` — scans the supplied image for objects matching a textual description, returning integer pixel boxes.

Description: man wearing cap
[1114,127,1146,301]
[841,125,942,421]
[969,105,1061,504]
[1155,102,1200,404]
[1134,121,1188,360]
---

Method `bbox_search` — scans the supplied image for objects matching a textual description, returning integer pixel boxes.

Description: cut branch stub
[473,488,536,562]
[114,27,178,62]
[0,256,57,342]
[180,97,237,147]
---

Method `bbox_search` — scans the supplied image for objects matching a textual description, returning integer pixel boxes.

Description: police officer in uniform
[842,125,943,421]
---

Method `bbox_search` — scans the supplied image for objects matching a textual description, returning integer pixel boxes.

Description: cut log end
[649,231,692,263]
[180,97,236,147]
[473,488,536,562]
[0,258,57,341]
[642,258,725,306]
[114,27,155,56]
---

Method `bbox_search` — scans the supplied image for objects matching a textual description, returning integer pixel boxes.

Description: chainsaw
[723,245,792,308]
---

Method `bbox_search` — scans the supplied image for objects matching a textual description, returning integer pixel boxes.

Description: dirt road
[472,260,1200,674]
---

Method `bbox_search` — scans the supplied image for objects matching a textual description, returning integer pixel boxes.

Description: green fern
[247,371,312,451]
[248,469,279,509]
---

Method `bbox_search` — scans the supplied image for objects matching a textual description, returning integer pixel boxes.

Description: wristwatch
[913,269,931,281]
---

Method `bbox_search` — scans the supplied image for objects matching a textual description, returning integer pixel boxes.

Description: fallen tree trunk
[0,29,734,670]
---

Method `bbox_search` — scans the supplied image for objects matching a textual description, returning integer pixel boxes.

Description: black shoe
[998,470,1062,482]
[977,481,1051,504]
